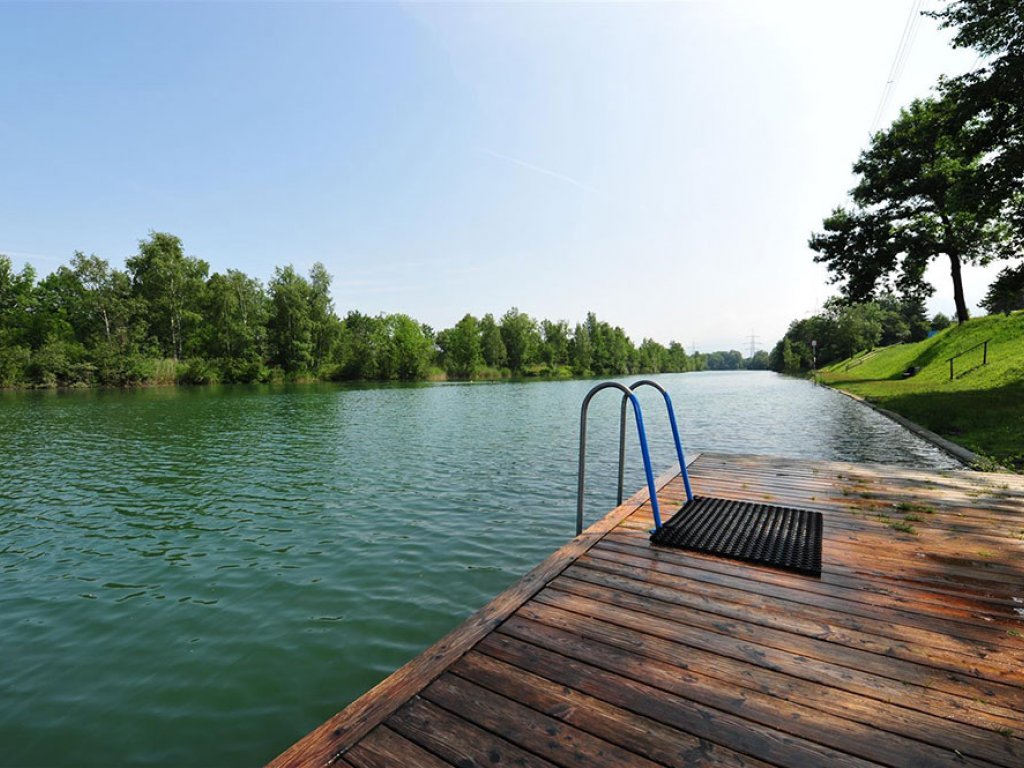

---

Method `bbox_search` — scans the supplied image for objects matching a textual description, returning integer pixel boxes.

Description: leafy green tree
[0,261,95,386]
[29,267,81,348]
[0,255,35,344]
[903,296,931,342]
[71,256,146,385]
[931,312,953,331]
[126,233,209,358]
[201,269,269,379]
[499,307,540,373]
[665,342,689,372]
[874,291,928,345]
[747,350,771,370]
[584,312,633,375]
[267,265,314,373]
[585,313,610,372]
[831,300,883,358]
[478,313,506,368]
[771,298,888,372]
[337,311,382,379]
[980,262,1024,314]
[387,314,433,380]
[308,263,340,371]
[637,338,666,373]
[878,304,910,346]
[932,1,1024,231]
[439,314,481,378]
[68,253,139,351]
[0,255,36,384]
[783,339,800,372]
[706,350,745,370]
[0,240,716,387]
[934,1,1024,57]
[770,337,803,374]
[539,319,570,367]
[343,312,432,381]
[608,328,634,374]
[28,339,93,386]
[810,96,1018,324]
[568,321,592,374]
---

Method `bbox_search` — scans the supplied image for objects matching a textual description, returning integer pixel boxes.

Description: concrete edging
[824,383,980,468]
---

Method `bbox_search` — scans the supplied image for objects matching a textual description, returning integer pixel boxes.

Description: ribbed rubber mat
[650,496,822,576]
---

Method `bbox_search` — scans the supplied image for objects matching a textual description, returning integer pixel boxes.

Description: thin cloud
[445,265,485,276]
[477,148,593,191]
[332,278,412,295]
[0,248,63,265]
[333,279,397,289]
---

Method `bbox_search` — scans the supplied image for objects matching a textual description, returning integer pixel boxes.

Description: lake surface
[0,372,959,766]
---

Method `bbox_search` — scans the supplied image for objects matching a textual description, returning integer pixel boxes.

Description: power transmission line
[869,0,929,136]
[747,331,760,358]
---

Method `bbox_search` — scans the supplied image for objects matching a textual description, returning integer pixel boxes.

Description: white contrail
[0,248,62,264]
[476,148,593,191]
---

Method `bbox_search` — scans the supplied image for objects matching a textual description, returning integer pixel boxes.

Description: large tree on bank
[810,94,1017,324]
[933,0,1024,257]
[933,0,1024,183]
[126,233,209,358]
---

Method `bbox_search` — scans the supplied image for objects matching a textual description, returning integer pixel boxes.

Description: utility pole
[747,331,760,359]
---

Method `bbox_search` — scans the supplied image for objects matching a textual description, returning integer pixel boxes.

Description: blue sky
[0,1,990,351]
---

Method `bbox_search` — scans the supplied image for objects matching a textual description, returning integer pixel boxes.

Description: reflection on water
[0,372,958,766]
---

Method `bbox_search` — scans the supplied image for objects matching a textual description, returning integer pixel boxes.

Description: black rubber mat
[650,496,822,576]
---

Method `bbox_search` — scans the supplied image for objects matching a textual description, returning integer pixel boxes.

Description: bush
[28,340,93,387]
[177,358,220,385]
[0,345,31,387]
[111,354,157,386]
[217,357,267,383]
[473,366,504,380]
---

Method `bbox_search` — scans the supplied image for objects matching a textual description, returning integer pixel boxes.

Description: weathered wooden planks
[267,465,684,768]
[268,453,1024,768]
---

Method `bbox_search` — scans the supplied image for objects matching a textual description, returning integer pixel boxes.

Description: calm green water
[0,372,957,766]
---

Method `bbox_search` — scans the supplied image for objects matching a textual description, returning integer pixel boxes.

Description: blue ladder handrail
[577,381,662,535]
[616,380,694,522]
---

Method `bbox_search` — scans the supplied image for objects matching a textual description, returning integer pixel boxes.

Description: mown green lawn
[819,312,1024,470]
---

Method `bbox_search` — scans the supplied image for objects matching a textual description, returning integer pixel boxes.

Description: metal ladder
[576,380,694,535]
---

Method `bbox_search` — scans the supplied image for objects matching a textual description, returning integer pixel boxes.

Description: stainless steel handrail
[576,381,662,535]
[615,380,694,512]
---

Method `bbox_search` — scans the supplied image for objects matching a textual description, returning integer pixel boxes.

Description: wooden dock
[269,453,1024,768]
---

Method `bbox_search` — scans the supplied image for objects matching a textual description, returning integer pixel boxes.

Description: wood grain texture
[268,453,1024,767]
[344,726,450,768]
[266,463,687,768]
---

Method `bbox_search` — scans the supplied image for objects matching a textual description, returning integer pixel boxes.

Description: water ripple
[0,373,957,766]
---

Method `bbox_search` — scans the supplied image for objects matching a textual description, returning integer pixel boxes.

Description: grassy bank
[819,312,1024,470]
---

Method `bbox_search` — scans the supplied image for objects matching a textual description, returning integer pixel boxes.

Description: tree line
[768,294,953,373]
[0,233,760,388]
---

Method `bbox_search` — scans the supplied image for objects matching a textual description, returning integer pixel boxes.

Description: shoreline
[822,382,980,468]
[0,367,771,394]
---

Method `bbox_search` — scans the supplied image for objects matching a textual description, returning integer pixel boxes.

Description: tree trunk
[948,250,970,324]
